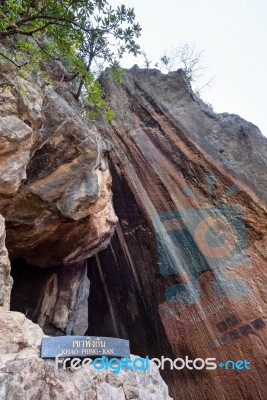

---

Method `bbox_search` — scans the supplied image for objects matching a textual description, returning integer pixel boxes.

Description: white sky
[111,0,267,136]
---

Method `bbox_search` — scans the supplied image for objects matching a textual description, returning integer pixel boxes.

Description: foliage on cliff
[0,0,141,121]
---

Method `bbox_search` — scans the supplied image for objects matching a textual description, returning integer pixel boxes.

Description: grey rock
[0,215,12,311]
[0,63,117,267]
[0,312,173,400]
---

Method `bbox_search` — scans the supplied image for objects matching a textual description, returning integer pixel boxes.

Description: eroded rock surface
[0,312,173,400]
[0,312,43,362]
[85,67,267,399]
[0,62,117,267]
[0,215,12,311]
[1,61,267,400]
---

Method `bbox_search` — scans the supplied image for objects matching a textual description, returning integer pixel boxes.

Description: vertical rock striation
[86,66,267,399]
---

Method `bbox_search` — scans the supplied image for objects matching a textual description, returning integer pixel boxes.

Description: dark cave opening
[10,257,89,336]
[10,257,60,324]
[86,255,120,339]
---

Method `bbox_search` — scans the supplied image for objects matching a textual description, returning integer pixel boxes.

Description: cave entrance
[10,257,61,333]
[10,257,89,336]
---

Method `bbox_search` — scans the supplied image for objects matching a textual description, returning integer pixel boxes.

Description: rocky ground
[0,312,172,400]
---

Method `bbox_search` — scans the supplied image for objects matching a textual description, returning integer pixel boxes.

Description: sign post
[41,336,130,359]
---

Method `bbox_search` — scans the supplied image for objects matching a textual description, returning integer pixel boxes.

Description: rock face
[0,62,117,268]
[0,215,12,311]
[0,60,117,336]
[0,312,44,362]
[85,67,267,399]
[1,60,267,400]
[0,312,173,400]
[0,62,172,399]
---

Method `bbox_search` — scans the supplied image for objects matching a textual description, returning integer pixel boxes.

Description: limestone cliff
[0,62,117,268]
[0,60,117,335]
[0,61,267,400]
[85,66,267,399]
[0,62,173,399]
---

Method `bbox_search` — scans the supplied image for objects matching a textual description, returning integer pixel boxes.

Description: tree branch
[31,37,61,61]
[19,21,67,36]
